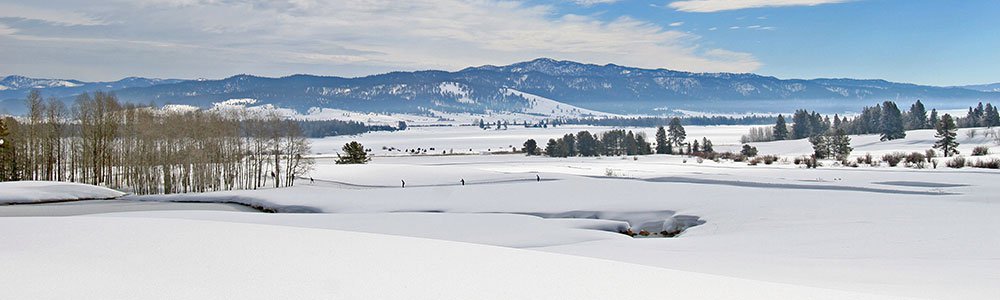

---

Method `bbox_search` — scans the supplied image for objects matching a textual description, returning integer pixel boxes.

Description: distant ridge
[3,59,999,115]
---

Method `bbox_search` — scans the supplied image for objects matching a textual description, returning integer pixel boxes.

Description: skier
[401,180,405,188]
[461,179,465,186]
[536,174,540,182]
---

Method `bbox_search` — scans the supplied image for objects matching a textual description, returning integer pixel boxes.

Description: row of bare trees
[0,91,312,195]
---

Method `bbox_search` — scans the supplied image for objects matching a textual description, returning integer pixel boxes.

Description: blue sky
[0,0,997,86]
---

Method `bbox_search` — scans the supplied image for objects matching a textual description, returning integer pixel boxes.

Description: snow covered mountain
[959,82,1000,92]
[4,59,999,115]
[0,75,182,100]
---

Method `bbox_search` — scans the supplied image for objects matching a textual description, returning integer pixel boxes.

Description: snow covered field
[3,126,1000,299]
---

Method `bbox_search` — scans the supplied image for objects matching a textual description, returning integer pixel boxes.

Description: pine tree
[624,131,638,155]
[879,101,906,141]
[336,141,370,164]
[563,134,577,156]
[828,129,853,160]
[934,114,960,157]
[655,126,670,154]
[907,100,928,130]
[635,134,652,155]
[691,140,700,153]
[985,103,1000,128]
[791,110,812,139]
[740,144,758,157]
[809,135,831,159]
[522,139,540,156]
[929,109,939,129]
[576,131,598,156]
[667,117,686,149]
[774,114,789,140]
[702,137,714,153]
[544,138,562,157]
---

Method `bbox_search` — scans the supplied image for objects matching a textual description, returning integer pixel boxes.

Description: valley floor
[2,125,999,299]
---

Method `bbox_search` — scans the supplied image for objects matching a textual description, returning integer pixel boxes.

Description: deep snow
[3,126,1000,299]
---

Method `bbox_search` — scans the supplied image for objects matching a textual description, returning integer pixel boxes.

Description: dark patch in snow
[641,176,958,195]
[874,181,969,188]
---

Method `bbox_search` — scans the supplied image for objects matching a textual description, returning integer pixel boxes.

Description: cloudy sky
[0,0,997,86]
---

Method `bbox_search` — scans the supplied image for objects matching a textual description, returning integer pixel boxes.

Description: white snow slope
[0,217,900,299]
[3,126,1000,299]
[0,181,125,204]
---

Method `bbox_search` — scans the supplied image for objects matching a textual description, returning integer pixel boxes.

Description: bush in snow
[856,153,874,165]
[904,152,926,166]
[881,152,905,167]
[971,146,989,156]
[973,158,1000,169]
[740,144,759,157]
[925,149,936,162]
[946,156,967,168]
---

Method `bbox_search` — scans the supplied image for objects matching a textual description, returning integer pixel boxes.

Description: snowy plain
[2,125,1000,299]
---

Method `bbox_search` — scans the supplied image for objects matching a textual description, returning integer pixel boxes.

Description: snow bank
[0,181,125,204]
[0,217,902,299]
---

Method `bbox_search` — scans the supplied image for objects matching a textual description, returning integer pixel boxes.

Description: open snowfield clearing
[3,127,1000,299]
[311,124,1000,160]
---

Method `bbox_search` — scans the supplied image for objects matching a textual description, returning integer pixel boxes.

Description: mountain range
[3,58,998,115]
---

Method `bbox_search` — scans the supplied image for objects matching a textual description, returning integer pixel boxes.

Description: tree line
[0,91,313,194]
[523,118,714,157]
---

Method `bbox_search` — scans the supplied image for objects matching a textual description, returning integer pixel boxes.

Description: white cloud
[571,0,621,6]
[0,3,106,26]
[669,22,684,27]
[0,0,761,80]
[668,0,851,13]
[0,24,17,35]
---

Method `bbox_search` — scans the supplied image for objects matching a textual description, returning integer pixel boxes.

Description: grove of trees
[0,91,313,194]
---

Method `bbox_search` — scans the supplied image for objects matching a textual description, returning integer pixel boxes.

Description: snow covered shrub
[967,129,978,139]
[905,152,926,166]
[757,155,779,165]
[925,149,936,162]
[972,146,989,156]
[804,156,821,168]
[881,152,906,167]
[696,157,704,163]
[973,158,1000,169]
[946,156,967,168]
[605,168,615,176]
[796,156,819,168]
[856,153,874,165]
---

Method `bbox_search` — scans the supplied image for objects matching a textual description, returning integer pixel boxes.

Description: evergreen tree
[624,131,638,155]
[522,139,540,156]
[985,103,1000,127]
[929,109,939,129]
[576,131,599,156]
[667,117,686,149]
[879,101,906,141]
[791,110,813,139]
[934,114,960,157]
[774,114,789,140]
[907,100,928,130]
[828,129,853,160]
[655,126,670,154]
[563,134,577,156]
[336,141,370,164]
[691,140,700,153]
[740,144,758,157]
[635,134,652,155]
[702,137,714,153]
[809,135,831,159]
[544,138,561,157]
